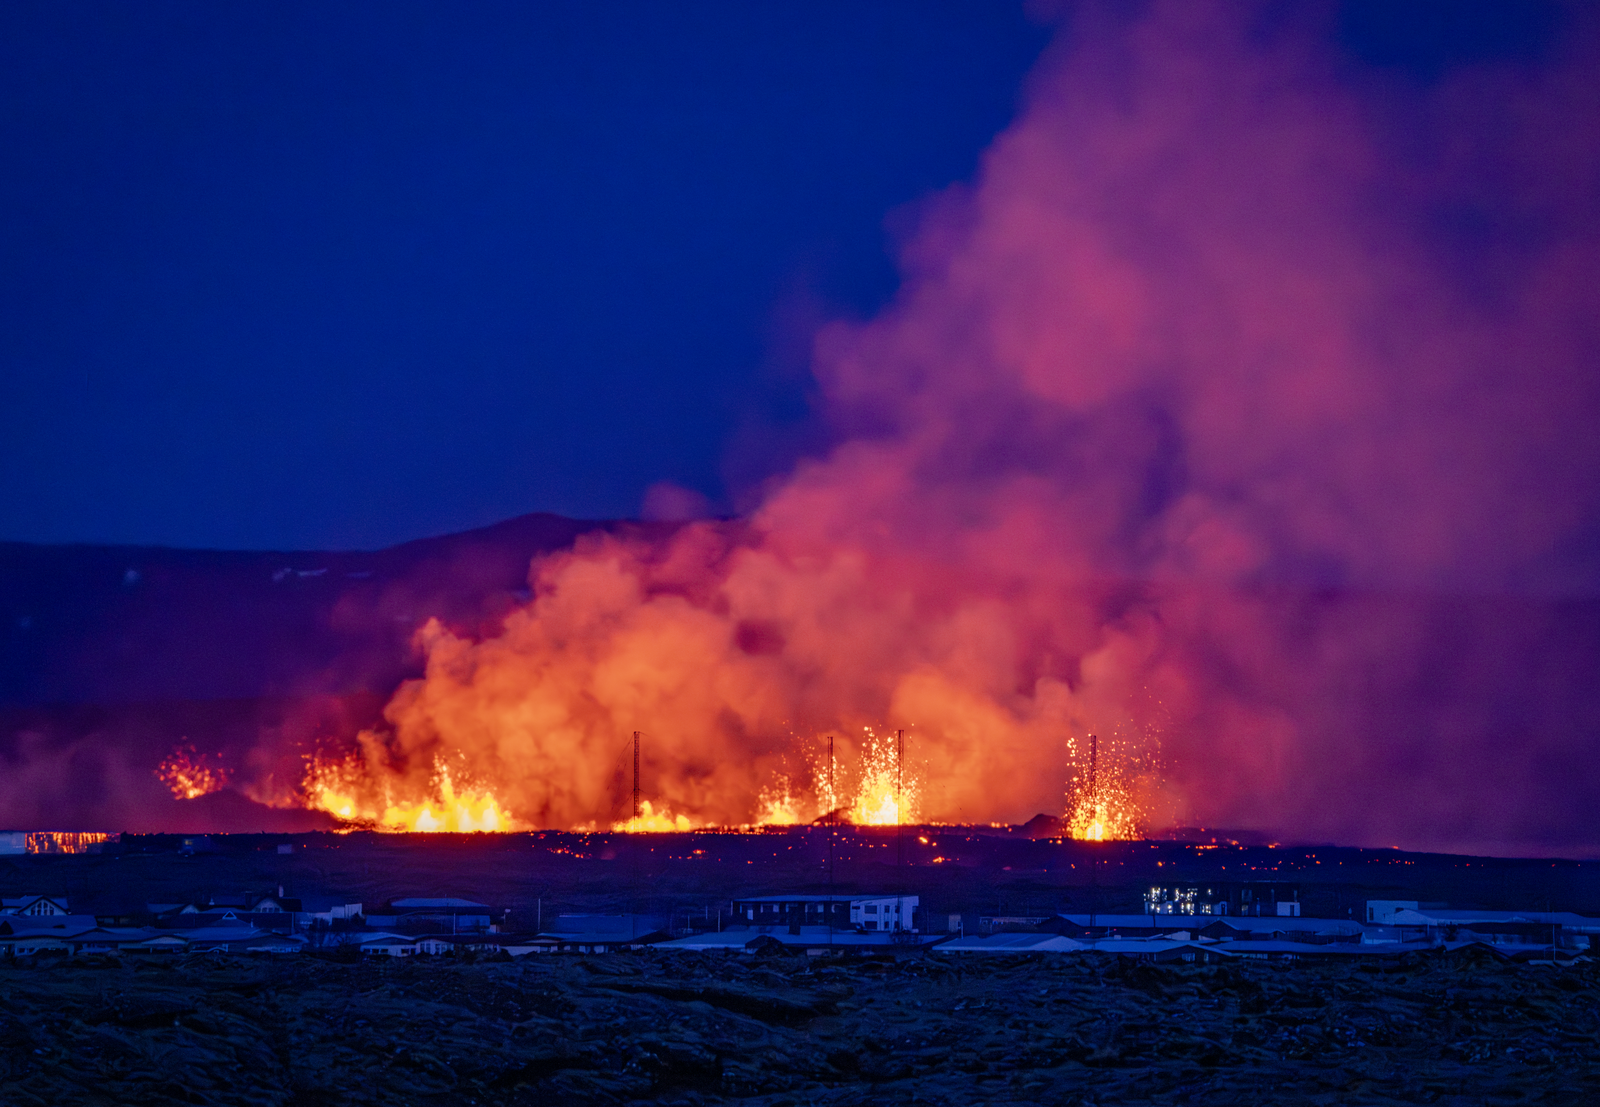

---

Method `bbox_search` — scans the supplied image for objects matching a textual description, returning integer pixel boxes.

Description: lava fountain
[302,754,518,833]
[164,1,1600,854]
[157,744,230,800]
[1065,731,1147,841]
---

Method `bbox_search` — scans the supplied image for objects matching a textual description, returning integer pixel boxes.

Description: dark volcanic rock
[0,950,1598,1104]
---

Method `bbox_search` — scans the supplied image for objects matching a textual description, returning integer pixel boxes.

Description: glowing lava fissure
[290,721,939,834]
[303,755,516,833]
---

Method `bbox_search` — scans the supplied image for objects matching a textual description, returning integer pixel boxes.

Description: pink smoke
[318,2,1600,854]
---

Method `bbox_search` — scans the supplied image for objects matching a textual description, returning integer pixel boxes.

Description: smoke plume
[314,2,1600,853]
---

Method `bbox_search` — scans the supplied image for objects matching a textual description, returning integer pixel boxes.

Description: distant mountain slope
[0,513,661,705]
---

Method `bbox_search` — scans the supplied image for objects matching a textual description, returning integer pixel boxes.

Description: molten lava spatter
[304,756,519,832]
[754,776,802,826]
[847,728,918,826]
[1064,730,1146,841]
[157,744,229,800]
[613,800,694,833]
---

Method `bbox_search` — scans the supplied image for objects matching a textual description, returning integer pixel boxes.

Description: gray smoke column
[317,2,1600,853]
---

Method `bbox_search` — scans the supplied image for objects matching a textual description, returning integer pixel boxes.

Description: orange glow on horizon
[612,800,695,833]
[304,756,520,833]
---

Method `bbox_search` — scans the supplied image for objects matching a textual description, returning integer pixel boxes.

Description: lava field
[3,946,1597,1106]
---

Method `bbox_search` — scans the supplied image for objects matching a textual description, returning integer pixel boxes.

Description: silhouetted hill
[0,513,663,705]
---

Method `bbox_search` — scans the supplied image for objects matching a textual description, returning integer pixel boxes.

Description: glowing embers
[835,727,918,827]
[754,776,802,826]
[157,744,230,800]
[304,756,519,833]
[613,801,695,833]
[846,727,917,826]
[1064,730,1146,841]
[26,832,116,854]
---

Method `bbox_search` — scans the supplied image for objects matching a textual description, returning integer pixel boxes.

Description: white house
[297,896,364,926]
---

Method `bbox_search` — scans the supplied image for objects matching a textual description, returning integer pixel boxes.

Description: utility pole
[828,734,836,880]
[632,731,641,826]
[896,728,905,868]
[1088,733,1098,932]
[1089,731,1098,823]
[828,735,835,948]
[631,731,641,941]
[828,733,836,820]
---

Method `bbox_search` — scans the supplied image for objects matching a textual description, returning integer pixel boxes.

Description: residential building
[1,895,71,917]
[532,914,671,953]
[1387,907,1600,950]
[366,898,498,934]
[1365,900,1446,924]
[729,894,919,932]
[1145,882,1300,917]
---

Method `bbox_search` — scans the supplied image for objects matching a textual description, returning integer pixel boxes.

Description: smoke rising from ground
[283,3,1600,852]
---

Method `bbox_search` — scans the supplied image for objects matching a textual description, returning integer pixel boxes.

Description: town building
[366,897,499,934]
[529,914,671,953]
[1384,906,1600,951]
[1144,882,1300,917]
[1365,900,1446,924]
[729,893,919,932]
[657,925,942,955]
[0,895,71,917]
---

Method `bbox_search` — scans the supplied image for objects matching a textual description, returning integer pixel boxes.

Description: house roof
[298,895,362,912]
[544,914,668,937]
[938,933,1088,953]
[240,933,307,948]
[734,894,910,903]
[0,895,70,911]
[178,924,267,943]
[1198,919,1366,938]
[1218,939,1433,957]
[1392,909,1600,931]
[124,934,189,948]
[0,915,100,934]
[1085,939,1229,956]
[1058,914,1187,928]
[658,925,941,951]
[655,931,768,951]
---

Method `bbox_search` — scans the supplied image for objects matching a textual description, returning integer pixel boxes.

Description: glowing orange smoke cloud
[281,3,1600,852]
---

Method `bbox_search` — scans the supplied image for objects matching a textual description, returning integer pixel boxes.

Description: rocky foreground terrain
[1,948,1597,1106]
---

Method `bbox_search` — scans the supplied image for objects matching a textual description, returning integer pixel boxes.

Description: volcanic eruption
[139,1,1600,855]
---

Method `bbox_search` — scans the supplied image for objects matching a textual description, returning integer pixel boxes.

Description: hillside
[0,513,662,705]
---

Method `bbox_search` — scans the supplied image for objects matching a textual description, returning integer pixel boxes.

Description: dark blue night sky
[0,1,1564,550]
